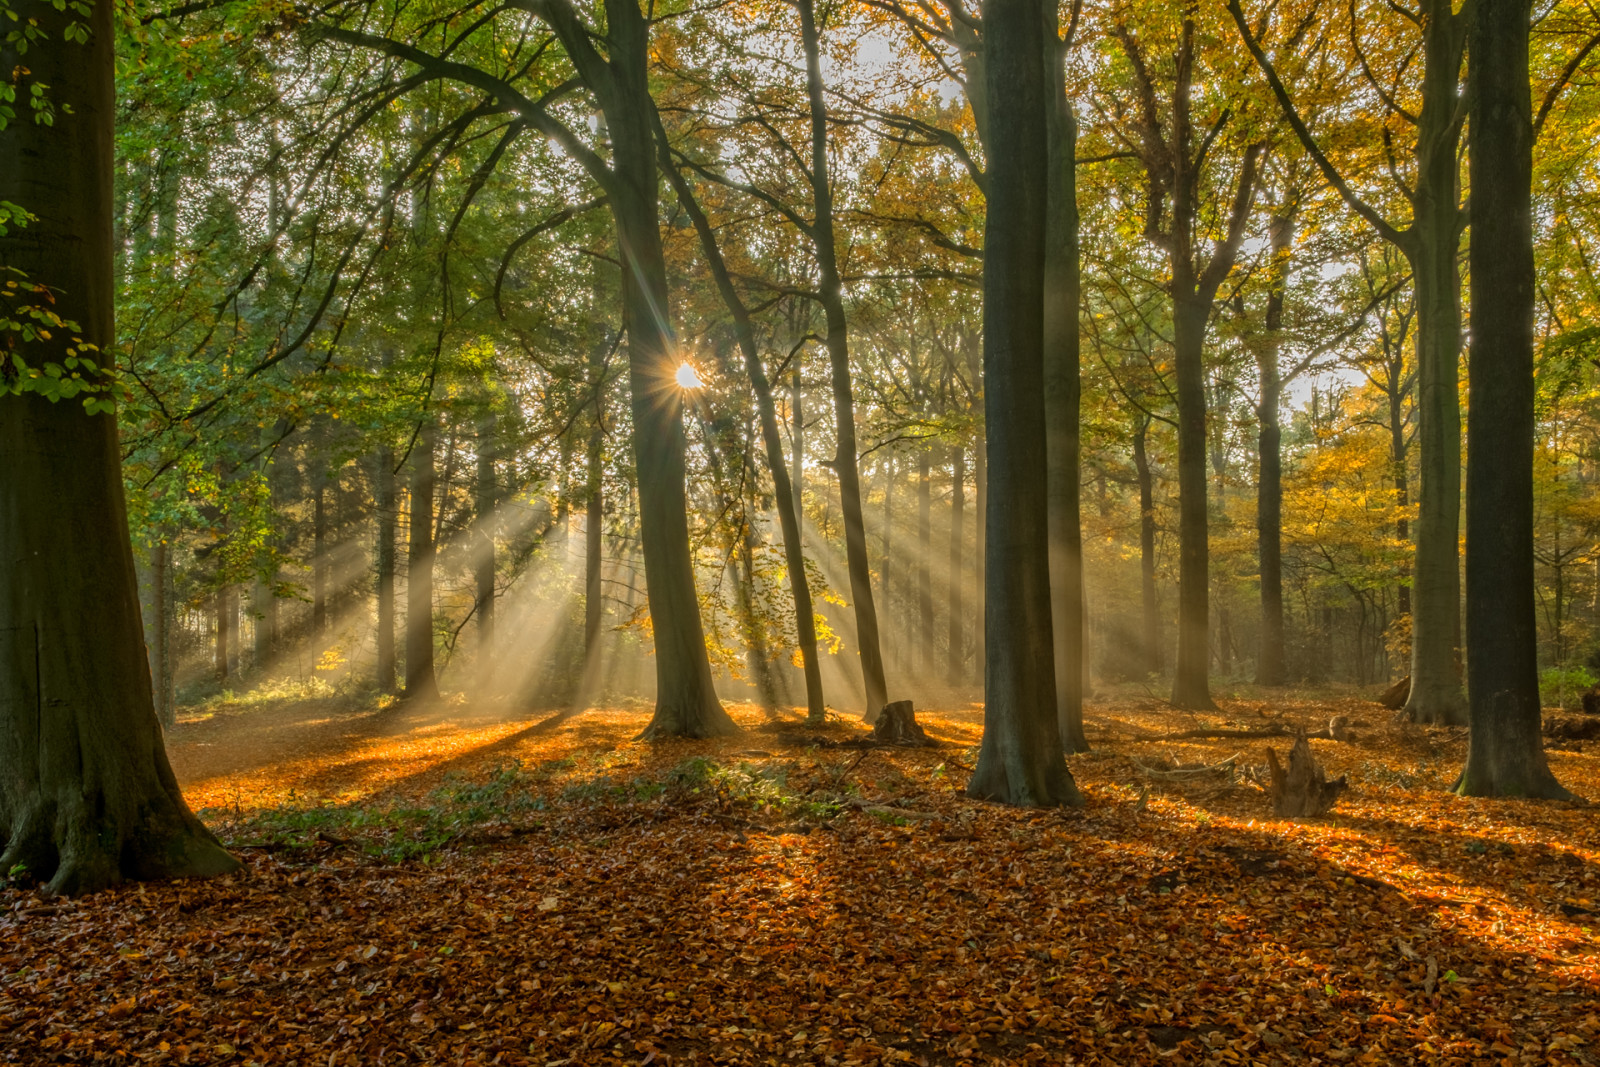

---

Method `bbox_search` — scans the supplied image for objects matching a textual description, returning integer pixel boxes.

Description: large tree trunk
[1171,297,1217,709]
[947,445,965,686]
[475,411,497,691]
[374,444,397,693]
[1255,212,1293,686]
[797,0,890,720]
[1045,52,1088,752]
[967,0,1081,808]
[1456,0,1570,798]
[404,417,440,700]
[583,402,605,684]
[606,0,735,738]
[974,428,986,682]
[144,538,175,727]
[0,0,236,894]
[1133,414,1162,676]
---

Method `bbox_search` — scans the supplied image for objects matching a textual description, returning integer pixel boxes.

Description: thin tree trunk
[148,538,174,727]
[405,417,440,700]
[0,0,236,893]
[1456,0,1569,798]
[797,0,890,720]
[967,0,1081,807]
[1171,298,1217,709]
[1255,212,1293,686]
[475,411,496,690]
[792,368,804,551]
[312,457,328,637]
[1133,414,1161,676]
[917,448,933,672]
[375,445,397,694]
[947,445,965,686]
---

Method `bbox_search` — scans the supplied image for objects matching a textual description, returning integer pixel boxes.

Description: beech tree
[0,0,237,894]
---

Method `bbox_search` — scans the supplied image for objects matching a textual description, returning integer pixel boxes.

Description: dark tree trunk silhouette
[0,0,236,894]
[947,445,966,686]
[1456,0,1570,798]
[1133,414,1162,676]
[967,0,1081,808]
[917,447,933,672]
[475,412,497,689]
[375,444,397,693]
[405,417,440,700]
[1255,211,1294,686]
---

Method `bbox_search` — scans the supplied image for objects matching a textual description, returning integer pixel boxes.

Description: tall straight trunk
[1255,212,1293,686]
[792,369,804,550]
[312,460,328,636]
[405,417,440,700]
[584,422,605,671]
[947,445,966,686]
[1133,415,1161,676]
[375,445,397,693]
[475,412,496,689]
[215,588,231,683]
[917,448,933,670]
[1457,0,1569,798]
[148,538,174,726]
[974,431,986,681]
[655,138,825,723]
[967,0,1081,808]
[797,0,890,720]
[1045,48,1088,751]
[1390,390,1411,620]
[1171,298,1216,708]
[0,0,236,894]
[882,458,896,672]
[602,0,735,738]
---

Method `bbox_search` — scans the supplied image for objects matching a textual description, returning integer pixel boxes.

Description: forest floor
[3,687,1600,1066]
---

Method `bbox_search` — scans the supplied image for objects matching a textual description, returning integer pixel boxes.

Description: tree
[0,0,237,894]
[966,0,1081,808]
[1455,0,1571,799]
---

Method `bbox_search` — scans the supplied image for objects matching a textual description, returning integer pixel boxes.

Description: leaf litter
[2,694,1597,1065]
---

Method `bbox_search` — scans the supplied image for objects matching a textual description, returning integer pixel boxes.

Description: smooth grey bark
[0,0,236,894]
[796,0,890,720]
[1255,211,1294,686]
[404,417,440,700]
[966,0,1081,808]
[947,445,966,686]
[1457,0,1571,799]
[1132,414,1161,676]
[656,140,826,723]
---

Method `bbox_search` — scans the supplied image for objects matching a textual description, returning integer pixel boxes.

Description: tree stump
[1266,732,1347,817]
[872,700,934,747]
[1378,676,1411,710]
[1580,689,1600,716]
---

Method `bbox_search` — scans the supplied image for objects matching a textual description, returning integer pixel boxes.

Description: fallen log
[1162,716,1351,742]
[1378,676,1411,709]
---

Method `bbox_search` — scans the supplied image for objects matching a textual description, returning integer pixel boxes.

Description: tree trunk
[1390,372,1411,620]
[312,456,328,636]
[797,0,890,720]
[792,368,804,552]
[1255,212,1293,686]
[1457,0,1570,798]
[654,132,824,723]
[404,417,440,700]
[1171,297,1217,709]
[1133,415,1162,676]
[947,445,965,686]
[583,405,605,683]
[375,445,397,693]
[966,0,1081,808]
[0,0,236,894]
[974,430,986,682]
[1045,52,1088,752]
[917,447,933,672]
[147,538,174,727]
[215,587,231,683]
[475,411,497,690]
[605,0,735,738]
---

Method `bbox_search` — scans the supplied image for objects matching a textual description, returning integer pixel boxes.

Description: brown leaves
[0,697,1596,1065]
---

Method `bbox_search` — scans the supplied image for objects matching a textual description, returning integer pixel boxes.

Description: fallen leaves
[0,695,1596,1064]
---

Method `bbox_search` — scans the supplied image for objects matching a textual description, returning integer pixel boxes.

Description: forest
[3,0,1600,1062]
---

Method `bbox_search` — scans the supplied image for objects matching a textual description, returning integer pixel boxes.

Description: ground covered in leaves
[4,688,1599,1065]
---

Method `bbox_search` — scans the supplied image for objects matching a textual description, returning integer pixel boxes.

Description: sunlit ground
[4,687,1598,1065]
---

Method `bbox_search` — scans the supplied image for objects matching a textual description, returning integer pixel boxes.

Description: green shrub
[1539,665,1597,709]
